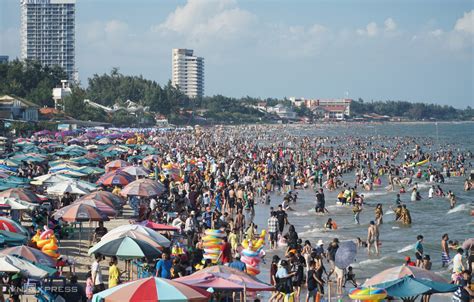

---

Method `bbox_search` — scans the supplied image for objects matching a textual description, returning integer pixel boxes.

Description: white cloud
[384,18,397,31]
[357,22,378,37]
[454,10,474,34]
[429,29,443,37]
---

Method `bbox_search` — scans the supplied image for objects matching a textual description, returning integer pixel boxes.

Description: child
[422,255,432,270]
[344,266,358,287]
[86,271,93,302]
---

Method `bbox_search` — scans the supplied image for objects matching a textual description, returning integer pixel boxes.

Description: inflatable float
[202,229,224,263]
[240,230,266,276]
[349,287,387,301]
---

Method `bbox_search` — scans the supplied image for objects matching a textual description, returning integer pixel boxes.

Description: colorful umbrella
[105,224,170,247]
[0,245,56,267]
[174,265,274,291]
[121,179,165,197]
[371,275,458,301]
[140,220,179,232]
[0,188,41,203]
[88,236,161,259]
[53,203,109,222]
[79,191,124,209]
[92,277,210,302]
[105,160,130,172]
[0,217,29,236]
[99,230,165,249]
[0,255,49,279]
[97,171,134,187]
[363,265,449,286]
[73,199,117,217]
[121,166,151,177]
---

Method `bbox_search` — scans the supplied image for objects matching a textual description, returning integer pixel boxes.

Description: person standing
[275,205,289,235]
[414,235,424,267]
[367,221,380,256]
[452,248,465,284]
[267,211,279,249]
[353,203,362,224]
[441,233,451,267]
[327,238,339,270]
[108,256,121,288]
[375,204,383,225]
[91,254,105,293]
[155,253,172,279]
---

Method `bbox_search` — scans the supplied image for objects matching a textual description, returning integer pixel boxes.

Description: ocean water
[247,122,474,301]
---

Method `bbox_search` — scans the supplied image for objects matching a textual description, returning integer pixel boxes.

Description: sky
[1,0,473,108]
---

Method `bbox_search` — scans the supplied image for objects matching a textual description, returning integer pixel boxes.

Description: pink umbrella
[364,265,449,286]
[73,199,117,217]
[174,265,274,291]
[139,220,179,231]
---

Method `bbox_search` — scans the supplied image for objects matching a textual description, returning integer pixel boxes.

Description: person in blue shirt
[228,254,247,272]
[155,253,172,279]
[202,207,212,229]
[414,235,424,267]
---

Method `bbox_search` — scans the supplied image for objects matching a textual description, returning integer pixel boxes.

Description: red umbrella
[0,217,29,235]
[141,220,179,231]
[96,171,134,187]
[92,277,210,302]
[121,179,165,197]
[0,188,40,203]
[174,265,274,291]
[53,203,109,222]
[73,199,116,217]
[105,160,130,173]
[0,245,56,267]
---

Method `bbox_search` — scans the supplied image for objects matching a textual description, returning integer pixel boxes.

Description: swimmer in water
[367,221,380,256]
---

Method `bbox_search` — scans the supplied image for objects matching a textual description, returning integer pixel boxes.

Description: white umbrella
[0,257,20,273]
[31,173,71,186]
[0,197,39,211]
[46,181,91,195]
[97,138,112,145]
[121,166,151,177]
[104,224,170,247]
[0,255,49,279]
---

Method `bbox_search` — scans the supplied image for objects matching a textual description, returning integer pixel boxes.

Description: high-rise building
[20,0,76,81]
[172,49,204,99]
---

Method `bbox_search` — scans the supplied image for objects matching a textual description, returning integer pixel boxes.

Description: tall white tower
[172,49,204,99]
[20,0,76,81]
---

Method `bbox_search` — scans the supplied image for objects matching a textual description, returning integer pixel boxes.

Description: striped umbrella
[53,203,109,222]
[79,191,124,209]
[103,224,170,248]
[92,277,210,302]
[0,188,41,203]
[121,179,165,197]
[0,217,29,236]
[96,171,134,187]
[121,166,151,177]
[0,245,56,267]
[105,160,130,173]
[72,199,116,217]
[88,236,161,259]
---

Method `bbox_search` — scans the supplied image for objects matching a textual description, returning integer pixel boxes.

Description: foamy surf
[397,243,415,253]
[353,256,389,268]
[385,210,394,215]
[447,204,468,214]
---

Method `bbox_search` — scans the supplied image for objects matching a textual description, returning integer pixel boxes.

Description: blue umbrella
[335,240,357,269]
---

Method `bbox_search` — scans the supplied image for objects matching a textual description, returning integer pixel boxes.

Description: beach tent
[372,275,458,302]
[92,277,210,302]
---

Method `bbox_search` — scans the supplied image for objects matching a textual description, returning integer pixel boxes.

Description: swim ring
[349,287,387,301]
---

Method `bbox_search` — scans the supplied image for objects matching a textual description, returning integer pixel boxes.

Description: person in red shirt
[221,237,232,264]
[405,256,416,266]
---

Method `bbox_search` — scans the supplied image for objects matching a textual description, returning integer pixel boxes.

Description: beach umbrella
[88,236,161,259]
[92,277,210,302]
[31,174,71,186]
[105,224,170,247]
[54,169,88,177]
[364,265,448,286]
[97,137,112,145]
[0,197,39,211]
[174,265,275,291]
[462,238,474,250]
[46,180,92,195]
[0,188,41,203]
[121,166,151,177]
[0,245,56,267]
[121,179,165,197]
[99,230,165,249]
[335,240,357,269]
[105,160,130,172]
[53,203,109,222]
[0,217,29,236]
[0,255,49,279]
[97,171,134,187]
[0,230,28,246]
[371,275,458,302]
[79,191,124,209]
[143,155,159,162]
[73,199,117,217]
[139,220,179,232]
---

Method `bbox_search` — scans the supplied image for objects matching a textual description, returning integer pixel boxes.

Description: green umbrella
[0,230,28,246]
[88,236,161,259]
[373,275,459,302]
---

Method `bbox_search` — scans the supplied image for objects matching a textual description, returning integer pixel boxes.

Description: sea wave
[397,243,415,253]
[447,203,469,214]
[353,256,389,268]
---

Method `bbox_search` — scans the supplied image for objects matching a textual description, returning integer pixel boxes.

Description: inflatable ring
[246,266,260,275]
[241,249,259,257]
[349,287,387,300]
[204,229,225,237]
[203,243,224,249]
[241,256,261,267]
[40,229,54,240]
[36,239,50,248]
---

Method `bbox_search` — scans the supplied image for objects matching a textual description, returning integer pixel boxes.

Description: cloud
[384,18,397,31]
[357,22,378,37]
[429,29,443,37]
[454,10,474,34]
